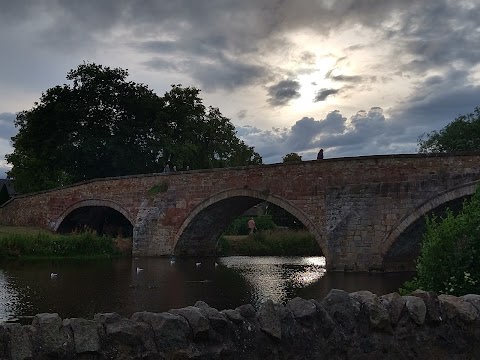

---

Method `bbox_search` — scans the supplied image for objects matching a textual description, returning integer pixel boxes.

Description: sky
[1,0,480,178]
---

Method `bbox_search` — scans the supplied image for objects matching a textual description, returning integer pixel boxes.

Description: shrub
[0,231,126,259]
[401,187,480,296]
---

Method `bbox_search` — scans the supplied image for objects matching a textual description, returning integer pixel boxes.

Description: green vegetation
[401,187,480,296]
[6,62,262,194]
[148,181,169,195]
[282,152,303,162]
[0,226,129,259]
[418,106,480,153]
[216,230,321,256]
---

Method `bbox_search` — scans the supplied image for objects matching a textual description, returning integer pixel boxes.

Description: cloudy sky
[1,0,480,178]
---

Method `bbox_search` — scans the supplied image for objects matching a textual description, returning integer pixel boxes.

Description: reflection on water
[0,257,414,323]
[0,271,19,321]
[220,256,326,305]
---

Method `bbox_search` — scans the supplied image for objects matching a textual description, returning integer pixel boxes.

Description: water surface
[0,256,414,323]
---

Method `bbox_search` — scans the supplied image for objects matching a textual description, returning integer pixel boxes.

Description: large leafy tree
[160,85,261,169]
[6,63,262,193]
[418,107,480,153]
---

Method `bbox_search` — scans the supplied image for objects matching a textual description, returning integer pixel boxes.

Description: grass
[0,226,131,259]
[217,229,322,256]
[0,225,51,236]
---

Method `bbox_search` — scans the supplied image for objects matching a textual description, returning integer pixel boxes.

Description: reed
[0,227,130,258]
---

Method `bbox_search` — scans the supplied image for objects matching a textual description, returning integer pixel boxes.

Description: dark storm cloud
[142,58,180,72]
[237,110,247,120]
[190,58,267,91]
[267,80,301,106]
[300,51,316,65]
[1,0,480,165]
[314,88,339,102]
[287,112,347,150]
[330,74,364,83]
[392,84,480,129]
[2,0,479,94]
[387,1,480,74]
[325,69,364,83]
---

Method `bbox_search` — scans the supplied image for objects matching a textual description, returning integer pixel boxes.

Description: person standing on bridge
[247,217,257,235]
[317,148,324,160]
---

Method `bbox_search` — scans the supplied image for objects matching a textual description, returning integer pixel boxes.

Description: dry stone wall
[1,289,480,359]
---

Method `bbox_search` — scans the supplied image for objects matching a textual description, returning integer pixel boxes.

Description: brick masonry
[1,153,480,271]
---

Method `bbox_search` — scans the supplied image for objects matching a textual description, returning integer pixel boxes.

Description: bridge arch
[173,188,328,260]
[53,199,135,234]
[380,181,479,269]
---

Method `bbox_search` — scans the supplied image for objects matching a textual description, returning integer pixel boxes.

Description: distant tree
[6,63,262,193]
[418,107,480,153]
[282,152,302,163]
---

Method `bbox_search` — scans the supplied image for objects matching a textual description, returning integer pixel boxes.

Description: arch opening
[57,206,134,238]
[173,191,325,260]
[383,195,471,271]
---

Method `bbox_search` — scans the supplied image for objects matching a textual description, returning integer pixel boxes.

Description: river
[0,256,414,323]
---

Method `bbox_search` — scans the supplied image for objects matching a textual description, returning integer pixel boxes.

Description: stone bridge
[1,153,480,271]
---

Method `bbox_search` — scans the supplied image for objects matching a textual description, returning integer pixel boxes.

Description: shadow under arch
[53,199,135,233]
[380,181,479,270]
[173,188,328,260]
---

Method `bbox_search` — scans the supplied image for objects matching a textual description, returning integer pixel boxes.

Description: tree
[282,152,302,163]
[418,107,480,153]
[6,63,262,193]
[160,86,261,170]
[402,187,480,296]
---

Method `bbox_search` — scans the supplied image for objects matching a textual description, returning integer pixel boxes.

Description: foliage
[216,230,321,256]
[148,181,169,195]
[0,231,125,258]
[418,106,480,153]
[6,63,262,193]
[282,152,302,163]
[223,215,276,235]
[401,187,480,296]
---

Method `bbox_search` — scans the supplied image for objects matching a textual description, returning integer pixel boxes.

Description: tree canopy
[6,63,262,193]
[282,152,302,163]
[418,107,480,153]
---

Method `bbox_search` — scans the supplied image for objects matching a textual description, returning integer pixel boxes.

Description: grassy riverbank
[0,226,131,259]
[216,230,321,256]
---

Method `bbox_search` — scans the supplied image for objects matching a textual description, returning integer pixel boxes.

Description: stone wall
[1,289,479,359]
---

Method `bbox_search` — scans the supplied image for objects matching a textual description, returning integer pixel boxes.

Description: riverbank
[217,229,321,256]
[0,226,131,258]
